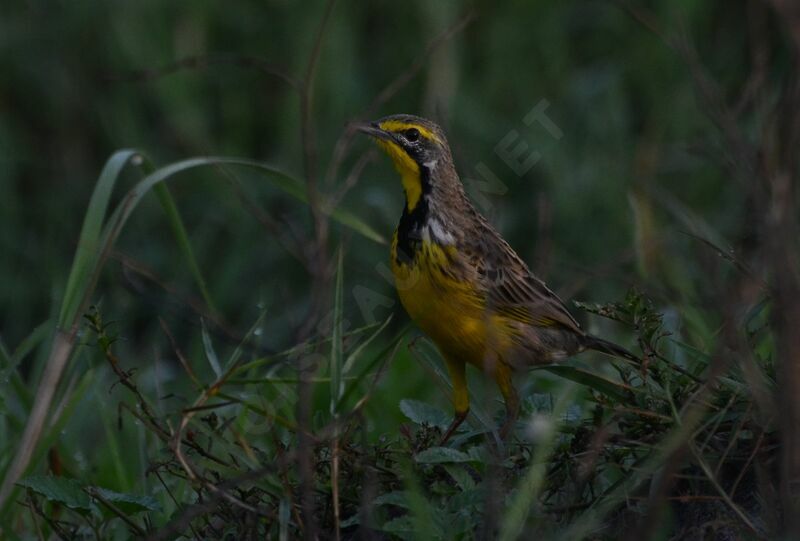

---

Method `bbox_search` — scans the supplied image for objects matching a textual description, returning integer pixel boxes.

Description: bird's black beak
[353,121,393,142]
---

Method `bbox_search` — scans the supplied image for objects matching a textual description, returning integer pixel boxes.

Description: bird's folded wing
[489,267,582,332]
[463,234,581,332]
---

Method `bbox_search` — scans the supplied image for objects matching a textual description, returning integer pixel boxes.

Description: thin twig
[159,318,201,387]
[331,430,341,541]
[146,464,284,541]
[87,487,146,536]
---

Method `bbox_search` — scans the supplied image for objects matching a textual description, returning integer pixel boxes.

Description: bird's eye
[404,128,420,142]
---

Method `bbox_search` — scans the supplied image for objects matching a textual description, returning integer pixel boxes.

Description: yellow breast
[390,233,513,367]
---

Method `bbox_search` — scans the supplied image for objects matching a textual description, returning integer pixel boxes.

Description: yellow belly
[391,235,513,367]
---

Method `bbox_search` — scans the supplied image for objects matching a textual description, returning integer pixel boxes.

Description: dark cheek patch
[402,141,423,161]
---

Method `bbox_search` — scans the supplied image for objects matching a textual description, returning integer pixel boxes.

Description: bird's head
[356,114,453,210]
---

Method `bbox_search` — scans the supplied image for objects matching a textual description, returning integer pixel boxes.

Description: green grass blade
[219,156,385,244]
[0,320,50,408]
[97,395,129,491]
[201,319,223,378]
[0,364,96,521]
[342,313,393,374]
[399,458,439,540]
[328,207,386,245]
[226,309,268,372]
[233,161,386,244]
[153,183,218,314]
[336,324,410,411]
[96,157,384,273]
[9,320,52,369]
[58,150,142,327]
[2,153,384,516]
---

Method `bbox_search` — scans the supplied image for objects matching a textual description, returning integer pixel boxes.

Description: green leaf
[340,514,360,528]
[537,365,636,403]
[448,486,484,512]
[399,399,451,428]
[668,338,712,363]
[17,475,92,512]
[381,516,416,539]
[443,464,476,491]
[91,487,161,514]
[404,468,443,540]
[374,491,411,508]
[415,446,474,464]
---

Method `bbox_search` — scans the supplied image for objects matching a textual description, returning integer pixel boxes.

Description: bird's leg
[495,363,520,439]
[440,410,468,445]
[441,356,469,445]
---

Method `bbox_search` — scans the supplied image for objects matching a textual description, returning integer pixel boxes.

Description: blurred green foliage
[1,0,752,346]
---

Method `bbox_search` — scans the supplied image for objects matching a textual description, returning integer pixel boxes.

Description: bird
[356,114,637,443]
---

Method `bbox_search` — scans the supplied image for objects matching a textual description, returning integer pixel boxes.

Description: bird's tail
[582,335,640,363]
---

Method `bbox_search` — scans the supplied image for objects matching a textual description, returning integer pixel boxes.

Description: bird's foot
[439,410,468,445]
